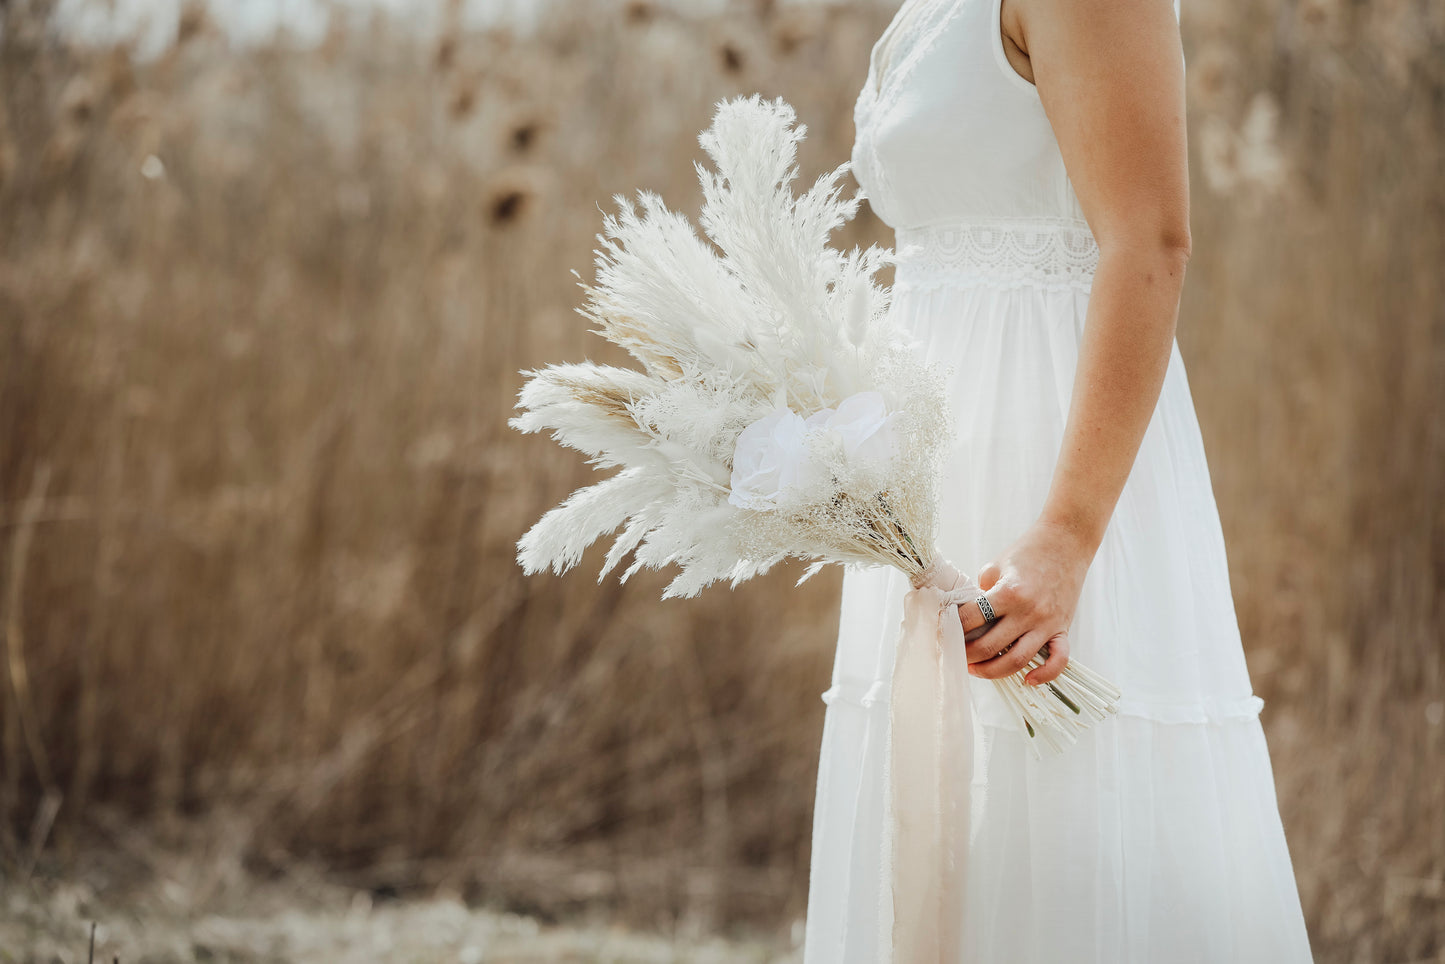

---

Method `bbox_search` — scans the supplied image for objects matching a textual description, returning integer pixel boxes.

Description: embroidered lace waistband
[893,217,1099,292]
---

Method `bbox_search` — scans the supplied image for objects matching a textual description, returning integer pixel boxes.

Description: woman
[804,0,1314,959]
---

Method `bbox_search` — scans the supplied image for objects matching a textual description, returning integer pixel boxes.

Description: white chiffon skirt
[802,278,1314,962]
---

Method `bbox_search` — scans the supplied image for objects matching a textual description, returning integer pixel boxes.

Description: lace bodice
[852,0,1181,289]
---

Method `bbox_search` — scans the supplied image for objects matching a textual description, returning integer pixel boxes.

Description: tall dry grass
[0,0,1440,958]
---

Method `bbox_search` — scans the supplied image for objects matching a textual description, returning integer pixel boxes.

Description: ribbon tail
[889,577,974,961]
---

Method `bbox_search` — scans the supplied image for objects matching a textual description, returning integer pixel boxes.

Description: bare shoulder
[1008,0,1191,247]
[1005,0,1185,98]
[1007,0,1181,55]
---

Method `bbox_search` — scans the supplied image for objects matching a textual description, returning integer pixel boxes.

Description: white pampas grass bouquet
[511,96,1119,753]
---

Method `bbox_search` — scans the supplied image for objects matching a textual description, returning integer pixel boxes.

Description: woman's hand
[958,519,1096,686]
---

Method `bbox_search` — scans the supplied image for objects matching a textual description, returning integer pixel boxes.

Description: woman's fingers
[1024,633,1071,686]
[964,611,1016,663]
[977,561,1002,591]
[957,593,995,638]
[971,628,1051,680]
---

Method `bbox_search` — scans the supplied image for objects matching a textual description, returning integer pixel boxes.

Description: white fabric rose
[728,408,812,509]
[804,391,901,464]
[729,392,901,510]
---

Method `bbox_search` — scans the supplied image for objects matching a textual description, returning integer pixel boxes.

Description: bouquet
[512,96,1119,957]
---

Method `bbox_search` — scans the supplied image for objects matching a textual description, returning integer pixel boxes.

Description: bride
[803,0,1315,959]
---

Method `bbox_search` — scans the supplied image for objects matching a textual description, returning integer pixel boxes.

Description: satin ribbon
[889,557,976,962]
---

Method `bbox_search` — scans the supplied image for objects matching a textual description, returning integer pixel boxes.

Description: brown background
[1,0,1441,959]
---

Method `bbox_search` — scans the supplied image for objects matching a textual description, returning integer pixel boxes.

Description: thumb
[978,561,1002,591]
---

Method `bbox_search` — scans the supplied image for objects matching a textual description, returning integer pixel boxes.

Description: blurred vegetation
[0,0,1441,960]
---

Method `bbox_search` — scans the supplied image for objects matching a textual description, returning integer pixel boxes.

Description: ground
[2,860,798,964]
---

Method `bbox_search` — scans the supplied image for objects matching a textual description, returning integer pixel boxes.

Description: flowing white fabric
[803,0,1315,960]
[889,559,975,962]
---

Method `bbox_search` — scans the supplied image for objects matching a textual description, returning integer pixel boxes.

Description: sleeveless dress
[802,0,1315,960]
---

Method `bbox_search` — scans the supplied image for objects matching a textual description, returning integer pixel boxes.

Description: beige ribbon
[889,557,976,962]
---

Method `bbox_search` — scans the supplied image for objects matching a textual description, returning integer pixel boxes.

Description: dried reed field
[1,0,1442,960]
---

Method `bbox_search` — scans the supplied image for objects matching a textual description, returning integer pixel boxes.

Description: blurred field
[3,823,797,963]
[0,0,1441,960]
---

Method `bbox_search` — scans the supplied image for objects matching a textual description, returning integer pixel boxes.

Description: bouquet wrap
[891,557,975,961]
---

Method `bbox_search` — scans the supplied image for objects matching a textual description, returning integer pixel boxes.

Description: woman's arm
[961,0,1193,685]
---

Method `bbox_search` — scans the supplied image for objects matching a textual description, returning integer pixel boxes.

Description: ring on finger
[976,595,996,623]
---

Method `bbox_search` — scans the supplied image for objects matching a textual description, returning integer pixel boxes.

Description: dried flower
[512,96,1118,752]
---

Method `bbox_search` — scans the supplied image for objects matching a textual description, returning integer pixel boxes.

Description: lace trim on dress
[867,0,936,99]
[853,0,967,221]
[893,217,1101,292]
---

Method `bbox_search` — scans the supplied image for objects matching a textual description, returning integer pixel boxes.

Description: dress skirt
[802,265,1314,962]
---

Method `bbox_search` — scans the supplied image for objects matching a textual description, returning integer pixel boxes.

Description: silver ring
[976,595,996,623]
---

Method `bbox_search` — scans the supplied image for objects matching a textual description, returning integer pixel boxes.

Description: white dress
[803,0,1315,961]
